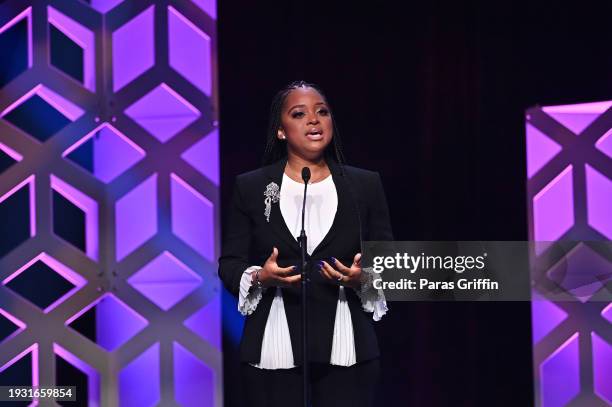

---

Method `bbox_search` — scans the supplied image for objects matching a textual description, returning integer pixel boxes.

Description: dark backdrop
[217,1,612,405]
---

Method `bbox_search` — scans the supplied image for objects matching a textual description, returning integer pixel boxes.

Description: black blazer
[218,157,393,365]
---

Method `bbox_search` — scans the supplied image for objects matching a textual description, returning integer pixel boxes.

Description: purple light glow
[47,6,95,91]
[592,332,612,404]
[53,343,100,406]
[191,0,217,19]
[3,253,86,313]
[174,341,215,407]
[585,164,612,239]
[115,173,157,261]
[533,165,574,242]
[62,123,146,183]
[119,343,160,407]
[66,293,148,352]
[127,250,202,311]
[526,123,562,178]
[124,83,200,143]
[170,173,215,261]
[184,293,221,350]
[181,128,219,185]
[88,0,124,14]
[543,101,612,135]
[0,141,24,162]
[540,333,580,406]
[530,293,567,344]
[595,128,612,159]
[603,303,612,323]
[168,6,212,96]
[50,174,98,260]
[0,7,32,68]
[112,6,154,91]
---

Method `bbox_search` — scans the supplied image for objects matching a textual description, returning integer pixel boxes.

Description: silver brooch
[264,182,280,222]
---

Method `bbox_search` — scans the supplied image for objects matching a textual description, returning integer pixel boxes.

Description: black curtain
[218,1,612,405]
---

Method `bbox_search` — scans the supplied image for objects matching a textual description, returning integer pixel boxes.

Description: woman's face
[278,87,333,160]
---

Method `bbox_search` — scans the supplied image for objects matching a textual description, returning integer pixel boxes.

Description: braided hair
[262,80,347,167]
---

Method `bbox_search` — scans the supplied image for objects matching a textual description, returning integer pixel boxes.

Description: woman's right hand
[255,247,301,288]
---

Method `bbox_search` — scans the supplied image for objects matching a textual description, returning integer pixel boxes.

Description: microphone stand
[299,167,311,407]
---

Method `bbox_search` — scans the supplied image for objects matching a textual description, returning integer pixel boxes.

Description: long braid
[262,81,347,167]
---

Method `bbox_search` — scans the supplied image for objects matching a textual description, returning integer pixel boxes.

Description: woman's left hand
[320,253,362,290]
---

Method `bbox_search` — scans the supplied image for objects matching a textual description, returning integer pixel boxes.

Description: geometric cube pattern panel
[526,101,612,407]
[0,0,220,405]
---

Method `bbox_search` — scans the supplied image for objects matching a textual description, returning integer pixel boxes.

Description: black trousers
[241,358,380,407]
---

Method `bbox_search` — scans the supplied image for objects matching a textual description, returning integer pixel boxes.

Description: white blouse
[238,173,387,369]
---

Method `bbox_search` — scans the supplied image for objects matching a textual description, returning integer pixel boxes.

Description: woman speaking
[218,81,393,407]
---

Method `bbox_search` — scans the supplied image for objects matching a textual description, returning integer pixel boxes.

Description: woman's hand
[319,253,362,290]
[256,247,301,288]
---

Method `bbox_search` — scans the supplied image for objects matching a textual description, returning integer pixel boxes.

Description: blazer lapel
[263,158,301,254]
[311,158,355,256]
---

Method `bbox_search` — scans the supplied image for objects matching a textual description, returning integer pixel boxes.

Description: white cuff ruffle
[355,266,388,321]
[238,266,265,316]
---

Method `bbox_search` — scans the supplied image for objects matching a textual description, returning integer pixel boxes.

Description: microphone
[300,167,310,238]
[299,166,310,404]
[301,167,311,184]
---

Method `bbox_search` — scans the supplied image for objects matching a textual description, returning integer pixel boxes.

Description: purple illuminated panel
[585,165,612,239]
[0,2,220,404]
[112,6,154,91]
[171,173,215,261]
[168,6,212,96]
[115,173,157,261]
[63,123,146,183]
[526,123,562,179]
[527,100,612,407]
[86,0,123,14]
[530,293,567,344]
[53,343,100,406]
[128,251,202,310]
[533,165,574,242]
[87,0,125,14]
[181,129,219,185]
[543,101,612,135]
[603,304,612,323]
[48,6,95,91]
[184,293,221,350]
[592,333,612,404]
[191,0,217,19]
[540,333,580,406]
[119,343,160,407]
[596,128,612,158]
[174,342,215,407]
[124,83,200,143]
[66,294,148,352]
[51,175,98,260]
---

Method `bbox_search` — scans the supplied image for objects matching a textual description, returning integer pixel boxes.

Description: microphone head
[301,167,311,183]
